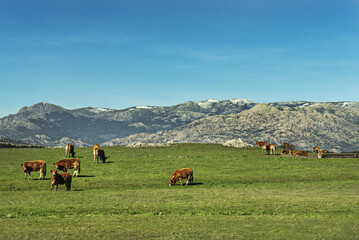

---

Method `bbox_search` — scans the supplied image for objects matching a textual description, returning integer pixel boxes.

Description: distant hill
[103,102,359,153]
[0,99,255,147]
[1,99,359,152]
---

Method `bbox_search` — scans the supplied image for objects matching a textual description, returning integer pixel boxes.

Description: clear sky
[1,0,358,117]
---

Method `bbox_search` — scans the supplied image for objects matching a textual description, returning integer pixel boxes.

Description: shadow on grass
[188,182,204,186]
[77,175,95,178]
[172,182,204,187]
[72,189,85,192]
[32,178,51,181]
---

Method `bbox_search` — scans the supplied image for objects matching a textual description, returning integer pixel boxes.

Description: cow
[65,144,75,158]
[54,158,80,177]
[21,160,46,180]
[262,144,275,155]
[94,148,108,163]
[281,149,292,155]
[169,168,193,186]
[92,144,100,162]
[318,150,328,158]
[292,150,308,156]
[256,141,267,147]
[262,144,270,154]
[269,144,276,155]
[282,142,289,148]
[313,146,320,153]
[50,170,72,191]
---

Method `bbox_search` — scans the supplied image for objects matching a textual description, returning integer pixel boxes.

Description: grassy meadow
[0,144,359,239]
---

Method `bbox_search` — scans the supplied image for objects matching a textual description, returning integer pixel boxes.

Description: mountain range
[1,99,359,152]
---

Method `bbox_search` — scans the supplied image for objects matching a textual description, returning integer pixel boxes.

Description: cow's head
[50,169,59,176]
[21,163,28,173]
[21,163,27,172]
[169,176,176,186]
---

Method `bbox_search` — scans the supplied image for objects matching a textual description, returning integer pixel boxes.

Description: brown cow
[269,144,276,155]
[292,150,308,156]
[262,144,275,155]
[281,149,292,155]
[94,148,108,163]
[169,168,193,186]
[21,160,46,180]
[54,158,80,177]
[92,144,100,162]
[313,146,319,153]
[318,150,328,158]
[256,141,267,147]
[50,170,72,191]
[262,144,270,154]
[282,142,289,148]
[65,144,75,158]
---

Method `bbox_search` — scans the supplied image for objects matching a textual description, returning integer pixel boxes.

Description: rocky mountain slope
[0,99,255,147]
[1,99,359,151]
[104,103,359,152]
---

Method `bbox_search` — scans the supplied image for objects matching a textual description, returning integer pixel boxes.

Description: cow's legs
[179,178,183,185]
[186,176,190,185]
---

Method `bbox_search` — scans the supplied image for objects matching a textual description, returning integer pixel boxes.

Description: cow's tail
[78,161,81,175]
[190,170,194,183]
[42,162,47,179]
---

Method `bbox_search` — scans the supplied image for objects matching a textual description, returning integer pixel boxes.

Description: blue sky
[1,0,358,117]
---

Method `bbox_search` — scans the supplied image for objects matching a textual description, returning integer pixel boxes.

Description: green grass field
[1,144,358,239]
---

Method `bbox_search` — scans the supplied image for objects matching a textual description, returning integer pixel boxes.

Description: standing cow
[94,148,108,163]
[50,170,72,191]
[169,168,193,186]
[54,158,80,177]
[65,144,75,158]
[262,144,276,155]
[21,160,46,180]
[92,144,100,162]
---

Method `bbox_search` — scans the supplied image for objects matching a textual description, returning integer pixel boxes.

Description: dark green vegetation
[1,144,358,239]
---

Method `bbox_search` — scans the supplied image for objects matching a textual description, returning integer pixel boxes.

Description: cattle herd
[20,141,326,191]
[20,143,194,191]
[256,141,327,157]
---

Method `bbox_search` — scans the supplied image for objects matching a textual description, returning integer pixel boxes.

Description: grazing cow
[292,150,308,156]
[282,142,289,148]
[92,144,100,162]
[313,146,319,153]
[21,160,46,180]
[54,158,80,177]
[281,149,292,155]
[256,141,267,147]
[94,148,108,163]
[50,170,72,191]
[65,144,75,158]
[169,168,193,186]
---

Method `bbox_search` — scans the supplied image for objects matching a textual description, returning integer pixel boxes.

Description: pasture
[0,144,359,239]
